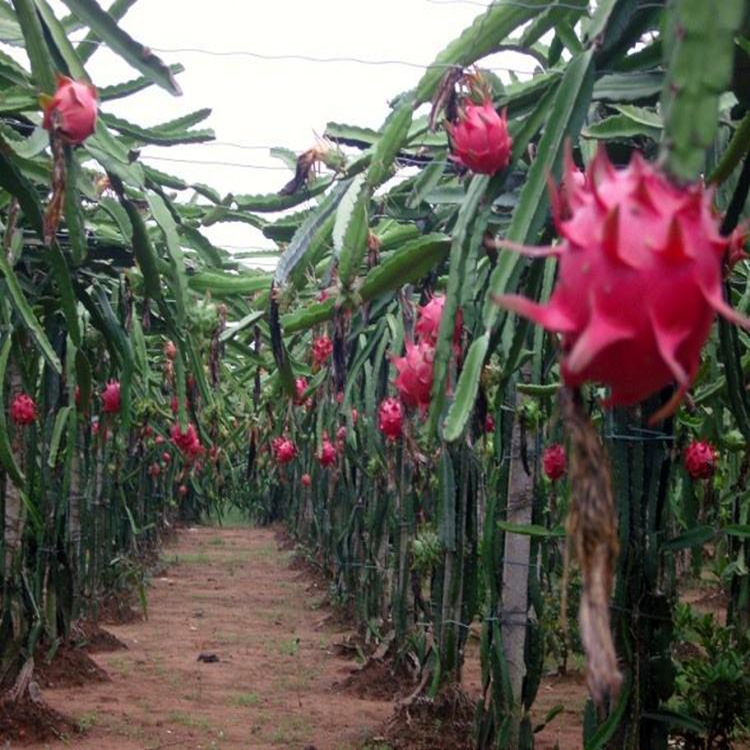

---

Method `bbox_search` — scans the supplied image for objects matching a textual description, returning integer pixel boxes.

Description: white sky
[26,1,537,268]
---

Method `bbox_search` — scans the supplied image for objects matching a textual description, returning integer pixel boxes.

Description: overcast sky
[36,1,536,268]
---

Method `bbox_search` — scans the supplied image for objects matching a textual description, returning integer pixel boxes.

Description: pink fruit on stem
[10,393,37,426]
[496,148,750,421]
[447,100,512,175]
[543,444,567,481]
[312,336,333,366]
[415,295,463,354]
[301,473,312,487]
[393,341,435,412]
[42,76,98,145]
[318,439,337,468]
[351,408,359,426]
[294,377,308,405]
[485,414,495,434]
[165,340,177,360]
[273,437,297,465]
[170,423,203,461]
[378,397,403,441]
[684,440,718,480]
[101,381,121,414]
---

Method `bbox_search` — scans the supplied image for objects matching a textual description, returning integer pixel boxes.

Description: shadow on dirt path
[25,525,391,750]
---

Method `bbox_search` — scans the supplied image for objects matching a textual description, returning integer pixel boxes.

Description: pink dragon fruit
[318,438,337,468]
[496,149,750,419]
[101,380,121,414]
[684,440,718,480]
[378,397,403,441]
[294,377,308,405]
[447,99,512,175]
[10,393,37,426]
[393,341,435,411]
[543,444,567,481]
[312,336,333,366]
[42,76,98,145]
[274,438,297,465]
[415,295,463,354]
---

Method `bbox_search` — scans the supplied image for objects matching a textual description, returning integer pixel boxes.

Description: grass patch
[165,552,211,565]
[278,637,300,656]
[166,710,213,731]
[107,655,134,677]
[77,711,98,731]
[228,691,262,707]
[269,715,312,745]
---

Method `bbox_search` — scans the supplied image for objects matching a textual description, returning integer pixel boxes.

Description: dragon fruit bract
[497,149,749,417]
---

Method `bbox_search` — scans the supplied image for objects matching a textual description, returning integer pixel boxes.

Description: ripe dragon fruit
[170,422,203,461]
[312,335,333,366]
[684,440,718,480]
[274,437,297,465]
[42,76,98,145]
[301,473,312,487]
[10,393,37,426]
[415,295,463,354]
[542,444,567,481]
[294,377,308,405]
[496,149,750,419]
[318,438,337,468]
[447,99,512,175]
[485,414,495,434]
[101,380,121,414]
[148,463,161,479]
[392,341,435,411]
[378,397,403,441]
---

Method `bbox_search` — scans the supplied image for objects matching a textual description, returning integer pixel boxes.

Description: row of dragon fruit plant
[0,0,281,708]
[239,1,750,748]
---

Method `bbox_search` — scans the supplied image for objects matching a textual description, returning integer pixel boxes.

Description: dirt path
[26,526,391,750]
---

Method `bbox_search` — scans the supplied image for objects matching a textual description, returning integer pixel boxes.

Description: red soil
[10,526,590,749]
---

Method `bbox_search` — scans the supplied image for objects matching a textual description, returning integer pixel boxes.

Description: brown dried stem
[560,387,622,708]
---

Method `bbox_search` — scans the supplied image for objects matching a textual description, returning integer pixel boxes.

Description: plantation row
[1,1,750,749]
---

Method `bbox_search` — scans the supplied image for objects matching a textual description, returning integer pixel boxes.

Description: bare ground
[21,526,390,750]
[15,525,588,750]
